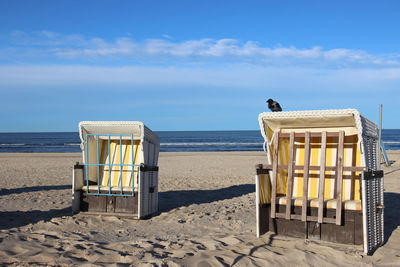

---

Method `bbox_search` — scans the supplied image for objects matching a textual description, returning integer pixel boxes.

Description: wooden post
[318,131,327,223]
[285,132,295,220]
[301,131,311,222]
[336,131,345,225]
[271,132,279,219]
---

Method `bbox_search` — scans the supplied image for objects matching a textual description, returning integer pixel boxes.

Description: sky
[1,0,400,132]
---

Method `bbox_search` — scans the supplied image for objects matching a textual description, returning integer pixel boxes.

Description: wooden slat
[336,131,345,225]
[275,213,337,224]
[302,131,311,221]
[80,211,139,219]
[304,215,337,224]
[319,217,337,224]
[279,132,340,138]
[270,132,279,219]
[318,131,327,223]
[285,132,295,220]
[259,164,364,172]
[275,212,287,219]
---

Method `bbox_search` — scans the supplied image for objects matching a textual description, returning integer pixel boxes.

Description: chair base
[258,204,363,245]
[79,192,139,218]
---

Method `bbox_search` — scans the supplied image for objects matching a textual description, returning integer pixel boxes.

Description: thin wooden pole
[270,132,279,219]
[301,131,311,222]
[285,132,295,220]
[318,131,327,224]
[336,131,345,225]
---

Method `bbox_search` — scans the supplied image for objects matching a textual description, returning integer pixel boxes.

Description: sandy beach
[0,151,399,266]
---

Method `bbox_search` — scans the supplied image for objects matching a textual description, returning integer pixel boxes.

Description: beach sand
[0,151,399,266]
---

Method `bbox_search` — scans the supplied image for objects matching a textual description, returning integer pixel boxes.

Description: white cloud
[162,34,174,40]
[2,31,400,68]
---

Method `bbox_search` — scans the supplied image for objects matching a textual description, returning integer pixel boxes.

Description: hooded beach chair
[72,121,160,219]
[255,109,384,255]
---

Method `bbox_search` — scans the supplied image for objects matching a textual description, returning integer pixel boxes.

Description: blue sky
[1,0,400,131]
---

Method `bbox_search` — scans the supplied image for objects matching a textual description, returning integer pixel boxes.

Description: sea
[0,130,399,153]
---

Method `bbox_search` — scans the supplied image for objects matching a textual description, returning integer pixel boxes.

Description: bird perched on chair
[266,99,282,112]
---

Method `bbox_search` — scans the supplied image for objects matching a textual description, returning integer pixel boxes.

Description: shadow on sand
[0,184,72,230]
[384,192,400,242]
[0,185,71,196]
[0,207,72,230]
[158,184,254,212]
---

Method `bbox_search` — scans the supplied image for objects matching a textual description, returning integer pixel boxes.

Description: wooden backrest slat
[270,132,279,219]
[279,132,340,138]
[260,164,364,172]
[336,131,345,225]
[285,132,295,220]
[318,131,327,223]
[301,131,311,221]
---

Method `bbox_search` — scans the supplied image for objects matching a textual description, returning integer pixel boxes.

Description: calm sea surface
[0,130,399,153]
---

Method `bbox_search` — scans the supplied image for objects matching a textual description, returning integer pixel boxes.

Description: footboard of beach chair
[73,163,159,219]
[257,203,363,245]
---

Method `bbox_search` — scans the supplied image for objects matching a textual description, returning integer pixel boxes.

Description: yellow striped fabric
[268,129,289,195]
[258,173,271,204]
[101,140,140,187]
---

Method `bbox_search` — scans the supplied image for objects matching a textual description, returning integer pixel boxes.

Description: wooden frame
[256,130,367,245]
[265,131,364,225]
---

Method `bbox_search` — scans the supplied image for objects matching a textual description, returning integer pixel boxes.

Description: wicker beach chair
[255,109,384,255]
[72,121,160,219]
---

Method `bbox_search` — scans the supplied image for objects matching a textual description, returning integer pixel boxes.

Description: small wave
[0,144,26,146]
[161,142,263,146]
[0,143,80,147]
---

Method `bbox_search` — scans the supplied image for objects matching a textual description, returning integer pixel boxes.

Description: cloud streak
[1,64,400,93]
[1,31,400,68]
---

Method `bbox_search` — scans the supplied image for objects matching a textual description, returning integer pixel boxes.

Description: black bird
[266,98,282,112]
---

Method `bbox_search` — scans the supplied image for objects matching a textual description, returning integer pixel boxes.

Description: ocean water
[0,130,399,153]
